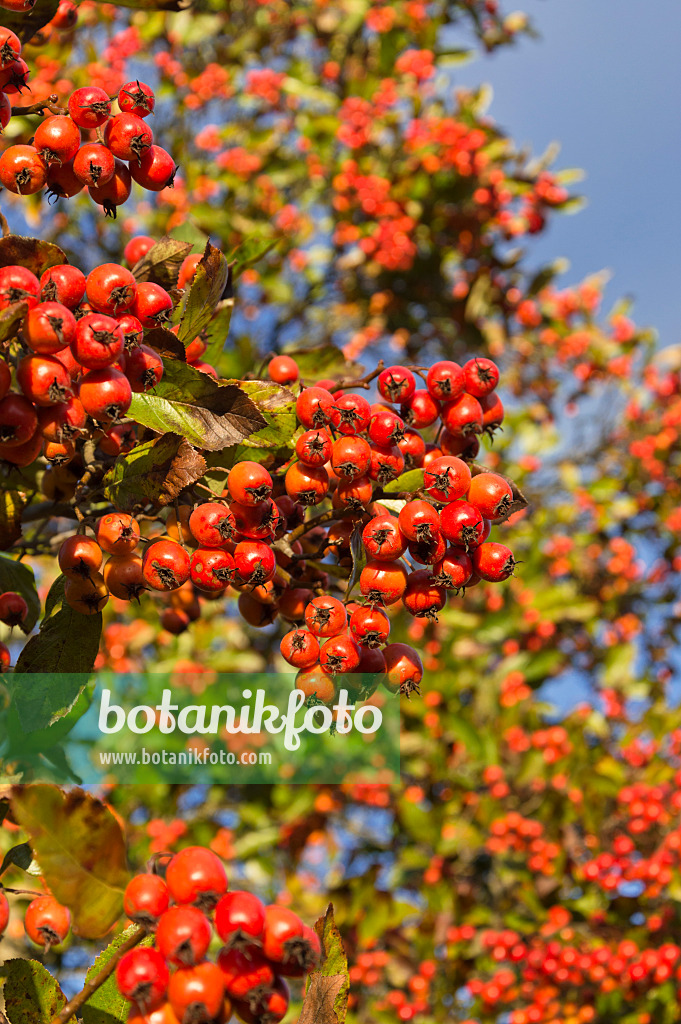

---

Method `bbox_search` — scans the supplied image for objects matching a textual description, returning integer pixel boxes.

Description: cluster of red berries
[0,25,31,134]
[0,66,175,215]
[0,887,72,952]
[0,251,212,474]
[116,846,320,1024]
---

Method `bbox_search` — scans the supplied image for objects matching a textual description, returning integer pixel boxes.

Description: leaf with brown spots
[176,241,230,345]
[131,235,193,289]
[470,462,530,522]
[0,235,67,275]
[103,433,207,512]
[11,784,129,938]
[4,958,67,1024]
[299,904,349,1024]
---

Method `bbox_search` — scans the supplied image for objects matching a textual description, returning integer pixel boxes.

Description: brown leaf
[298,974,347,1024]
[0,300,28,344]
[131,235,193,289]
[299,904,349,1024]
[157,437,207,506]
[0,489,26,550]
[0,235,67,275]
[103,433,206,512]
[143,326,186,361]
[470,461,530,523]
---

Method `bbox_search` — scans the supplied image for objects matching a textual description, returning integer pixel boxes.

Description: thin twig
[55,926,146,1024]
[10,95,66,117]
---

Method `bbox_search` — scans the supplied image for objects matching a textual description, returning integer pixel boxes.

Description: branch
[10,95,66,117]
[54,926,146,1024]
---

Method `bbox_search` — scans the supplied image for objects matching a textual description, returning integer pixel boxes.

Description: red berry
[377,365,415,403]
[401,390,440,429]
[68,86,111,129]
[368,408,405,447]
[117,313,145,351]
[403,569,447,619]
[296,428,333,467]
[472,541,516,582]
[467,472,514,521]
[73,142,115,188]
[233,540,276,586]
[368,442,405,485]
[165,847,228,911]
[480,390,504,434]
[280,628,320,668]
[0,265,40,310]
[0,891,8,935]
[362,514,406,561]
[73,312,125,369]
[178,254,202,290]
[359,561,408,606]
[304,596,347,637]
[123,235,155,267]
[0,28,21,69]
[328,392,371,435]
[262,905,305,964]
[426,360,465,402]
[17,353,72,406]
[130,146,177,192]
[118,79,155,117]
[0,145,47,195]
[89,158,132,217]
[189,547,235,592]
[58,534,103,579]
[39,264,86,308]
[0,393,37,447]
[296,386,334,428]
[123,873,169,928]
[126,344,164,392]
[189,502,236,546]
[441,393,483,437]
[214,891,266,949]
[349,605,390,648]
[24,895,71,950]
[104,112,153,164]
[78,366,132,421]
[397,427,426,469]
[319,633,361,674]
[33,115,81,165]
[96,512,140,555]
[86,263,137,316]
[285,463,329,506]
[398,500,440,544]
[142,539,191,592]
[463,357,499,397]
[156,905,212,967]
[431,546,473,590]
[217,946,275,1000]
[383,642,423,695]
[24,301,76,354]
[268,354,299,385]
[168,962,225,1024]
[331,434,371,478]
[424,456,471,504]
[0,591,27,627]
[46,159,84,199]
[130,281,173,328]
[116,948,169,1010]
[439,499,485,549]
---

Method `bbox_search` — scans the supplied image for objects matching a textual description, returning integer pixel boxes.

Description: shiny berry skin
[0,28,21,68]
[58,534,103,580]
[126,344,164,392]
[0,56,29,94]
[117,313,145,351]
[440,429,480,461]
[0,394,37,448]
[0,265,40,310]
[408,530,446,566]
[46,160,84,200]
[17,353,72,406]
[377,365,416,403]
[334,474,373,510]
[189,547,235,592]
[103,554,146,601]
[86,263,137,316]
[285,463,329,506]
[431,546,473,590]
[0,891,8,935]
[73,313,125,370]
[397,427,426,469]
[123,873,170,927]
[368,408,405,447]
[368,443,405,485]
[130,146,177,192]
[142,539,191,592]
[328,392,371,435]
[89,159,132,217]
[24,301,76,354]
[403,569,447,619]
[383,642,424,695]
[68,86,111,129]
[214,891,266,949]
[472,541,516,582]
[63,569,110,614]
[24,895,71,949]
[359,560,408,606]
[235,977,290,1022]
[189,502,235,546]
[130,281,173,328]
[78,367,132,421]
[33,115,81,165]
[296,429,332,467]
[296,386,334,428]
[123,235,155,267]
[467,472,514,521]
[98,421,137,457]
[233,540,276,586]
[280,628,320,669]
[96,512,140,555]
[72,143,115,188]
[320,634,361,674]
[156,905,212,967]
[295,663,336,703]
[480,390,504,433]
[268,354,299,384]
[281,924,321,977]
[39,264,86,308]
[116,947,169,1010]
[0,590,27,627]
[217,946,275,1000]
[439,499,486,549]
[263,905,307,965]
[0,145,47,195]
[168,962,225,1024]
[400,389,441,429]
[331,435,371,478]
[166,847,228,911]
[349,605,390,648]
[227,462,272,506]
[426,360,465,402]
[463,357,499,397]
[398,499,440,544]
[424,456,471,504]
[362,514,407,561]
[104,112,154,164]
[304,595,347,637]
[118,79,155,117]
[442,393,484,437]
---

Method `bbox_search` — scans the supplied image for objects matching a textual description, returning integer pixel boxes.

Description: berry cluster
[116,846,320,1024]
[0,67,175,215]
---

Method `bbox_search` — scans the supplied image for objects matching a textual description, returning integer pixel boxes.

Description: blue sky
[463,0,680,347]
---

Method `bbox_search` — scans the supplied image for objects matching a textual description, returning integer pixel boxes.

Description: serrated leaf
[234,380,296,449]
[383,469,425,495]
[283,343,362,383]
[299,904,349,1024]
[11,784,129,938]
[0,235,66,275]
[131,235,193,289]
[0,488,26,549]
[0,553,40,632]
[3,958,67,1024]
[177,242,229,344]
[0,300,28,343]
[103,433,206,512]
[82,925,153,1024]
[128,361,266,451]
[0,839,32,874]
[14,598,102,675]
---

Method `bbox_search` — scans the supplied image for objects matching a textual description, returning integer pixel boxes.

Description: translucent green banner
[0,672,400,784]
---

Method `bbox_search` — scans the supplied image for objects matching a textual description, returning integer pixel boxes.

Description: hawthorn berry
[426,360,465,402]
[130,146,177,191]
[39,264,86,308]
[368,442,405,485]
[124,235,155,267]
[280,628,320,668]
[403,569,447,619]
[296,386,334,428]
[86,263,137,316]
[24,895,71,950]
[263,905,308,966]
[439,500,485,550]
[0,28,21,68]
[24,301,76,354]
[234,540,276,586]
[17,353,72,406]
[331,434,371,478]
[46,160,84,200]
[72,143,115,188]
[349,605,390,648]
[408,530,447,566]
[178,254,202,290]
[190,547,235,592]
[359,560,408,606]
[362,514,406,561]
[441,392,484,437]
[126,344,164,392]
[304,595,347,637]
[368,408,405,446]
[130,281,173,328]
[143,539,191,592]
[0,145,47,194]
[78,367,132,421]
[116,947,169,1010]
[319,633,361,674]
[156,905,212,967]
[463,356,499,397]
[96,512,140,555]
[398,427,427,469]
[64,571,109,614]
[472,541,516,581]
[328,392,371,435]
[268,354,299,384]
[480,390,505,433]
[68,86,111,129]
[214,891,266,949]
[383,642,424,696]
[123,873,170,928]
[467,472,514,521]
[296,429,333,467]
[377,365,415,403]
[217,945,275,1000]
[33,115,81,166]
[58,534,103,579]
[424,456,471,504]
[235,977,290,1022]
[168,961,225,1024]
[118,79,155,117]
[398,499,440,543]
[295,663,336,703]
[165,846,228,910]
[285,462,329,506]
[0,265,40,309]
[227,461,272,505]
[0,591,28,627]
[104,112,154,164]
[431,546,473,590]
[401,390,440,429]
[103,555,146,601]
[89,159,132,217]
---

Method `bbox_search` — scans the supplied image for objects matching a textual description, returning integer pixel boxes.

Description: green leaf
[0,840,32,874]
[103,433,207,513]
[383,469,424,494]
[131,235,193,290]
[3,959,67,1024]
[202,298,234,365]
[0,301,28,344]
[82,926,153,1024]
[229,235,279,276]
[233,380,297,450]
[177,242,229,345]
[0,235,66,275]
[11,785,129,938]
[14,595,102,676]
[345,523,366,602]
[9,670,91,732]
[128,361,266,451]
[0,488,27,549]
[283,343,362,383]
[299,905,349,1024]
[5,677,93,756]
[0,554,40,632]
